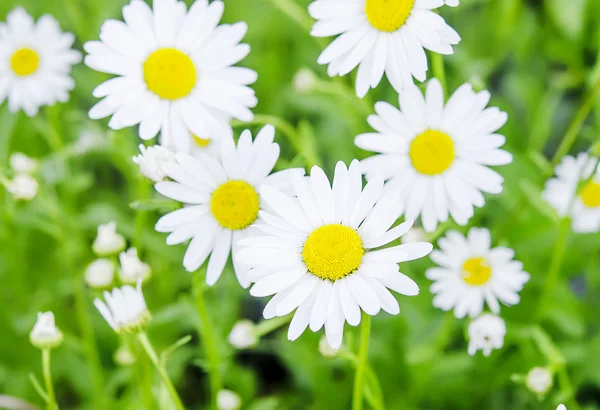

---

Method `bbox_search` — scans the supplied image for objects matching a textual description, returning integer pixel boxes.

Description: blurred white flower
[526,367,553,395]
[318,335,339,358]
[132,144,175,183]
[7,173,38,200]
[9,152,37,174]
[217,389,241,410]
[467,314,506,357]
[445,0,459,6]
[114,344,136,366]
[92,221,126,256]
[85,259,115,289]
[94,281,150,334]
[30,312,63,349]
[400,226,426,244]
[228,320,257,349]
[293,68,317,93]
[73,129,104,154]
[119,248,151,285]
[557,405,567,410]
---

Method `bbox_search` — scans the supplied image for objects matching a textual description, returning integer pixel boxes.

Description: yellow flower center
[581,180,600,208]
[462,257,492,286]
[409,130,456,176]
[210,180,259,230]
[365,0,415,32]
[192,134,211,147]
[143,48,196,100]
[302,224,364,281]
[10,48,40,77]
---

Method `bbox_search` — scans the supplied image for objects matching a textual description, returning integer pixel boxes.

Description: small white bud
[319,335,339,357]
[132,144,175,183]
[217,389,241,410]
[119,247,151,285]
[7,174,38,200]
[227,320,257,349]
[293,68,317,93]
[526,367,553,395]
[401,226,426,244]
[114,344,136,366]
[85,259,115,289]
[30,312,63,349]
[557,405,567,410]
[10,153,37,174]
[92,221,126,257]
[73,130,103,154]
[467,314,506,357]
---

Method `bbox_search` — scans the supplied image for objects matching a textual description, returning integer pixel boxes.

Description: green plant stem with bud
[137,332,186,410]
[42,349,57,410]
[192,274,222,409]
[352,313,371,410]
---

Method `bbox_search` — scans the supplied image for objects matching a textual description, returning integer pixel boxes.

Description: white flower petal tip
[240,161,428,348]
[92,221,126,256]
[30,312,64,349]
[84,0,257,152]
[467,314,505,357]
[94,281,150,334]
[356,79,512,231]
[133,144,176,182]
[543,153,600,233]
[0,8,81,116]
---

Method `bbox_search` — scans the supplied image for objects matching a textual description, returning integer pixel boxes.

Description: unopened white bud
[217,389,241,410]
[119,248,151,285]
[85,259,115,289]
[114,344,136,366]
[526,367,553,395]
[10,152,37,174]
[92,221,126,256]
[293,68,317,93]
[7,174,38,200]
[228,320,257,349]
[30,312,63,349]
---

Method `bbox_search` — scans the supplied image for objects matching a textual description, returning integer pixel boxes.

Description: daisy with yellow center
[308,0,460,97]
[542,153,600,233]
[355,79,513,232]
[426,228,530,318]
[154,125,304,287]
[0,7,81,116]
[236,160,433,349]
[84,0,257,153]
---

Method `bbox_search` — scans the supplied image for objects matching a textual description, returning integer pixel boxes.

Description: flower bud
[85,259,115,289]
[92,221,126,256]
[30,312,63,349]
[227,320,257,349]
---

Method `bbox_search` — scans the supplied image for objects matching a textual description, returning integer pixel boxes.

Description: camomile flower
[308,0,460,97]
[30,312,63,349]
[467,313,505,356]
[0,7,81,116]
[542,153,600,233]
[154,125,304,287]
[426,227,529,318]
[133,144,175,183]
[84,0,257,153]
[94,280,150,334]
[356,79,512,232]
[236,160,432,349]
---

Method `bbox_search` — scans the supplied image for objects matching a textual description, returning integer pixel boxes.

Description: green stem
[536,217,570,319]
[551,76,600,165]
[134,178,150,252]
[127,337,156,410]
[352,314,371,410]
[192,276,222,409]
[42,350,57,410]
[137,333,186,410]
[430,53,447,98]
[266,0,327,48]
[254,315,292,338]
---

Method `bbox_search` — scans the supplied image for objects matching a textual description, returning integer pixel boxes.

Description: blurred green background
[1,0,600,409]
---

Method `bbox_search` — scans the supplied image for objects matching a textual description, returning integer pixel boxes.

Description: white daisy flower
[467,313,505,356]
[356,79,512,232]
[542,153,600,233]
[0,7,81,116]
[84,0,257,153]
[92,221,126,256]
[133,144,175,182]
[9,152,37,174]
[217,390,241,410]
[154,125,304,287]
[236,160,432,349]
[308,0,460,97]
[119,247,152,284]
[30,311,63,349]
[227,320,257,349]
[85,259,116,289]
[426,227,529,318]
[6,173,38,200]
[94,280,150,334]
[526,367,553,396]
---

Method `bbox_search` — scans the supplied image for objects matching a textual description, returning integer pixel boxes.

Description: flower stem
[352,313,371,410]
[254,315,292,338]
[192,275,222,409]
[266,0,327,48]
[137,332,186,410]
[134,177,150,252]
[42,349,57,410]
[431,53,447,98]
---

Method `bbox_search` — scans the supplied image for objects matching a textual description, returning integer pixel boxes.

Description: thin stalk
[430,53,447,98]
[126,337,156,410]
[352,314,371,410]
[266,0,327,48]
[137,333,185,410]
[134,177,150,252]
[192,276,222,409]
[42,350,57,410]
[254,315,292,338]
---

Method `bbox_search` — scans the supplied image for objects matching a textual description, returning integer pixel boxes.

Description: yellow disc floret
[365,0,415,33]
[462,257,492,286]
[210,180,259,230]
[581,180,600,208]
[10,48,40,77]
[143,48,196,100]
[302,224,364,281]
[409,130,456,176]
[193,134,211,147]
